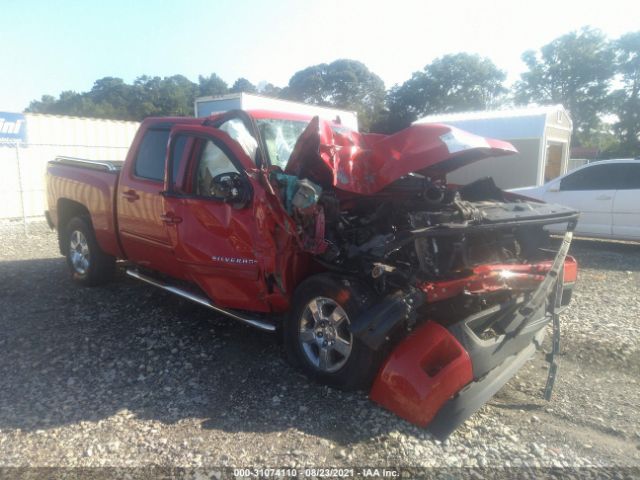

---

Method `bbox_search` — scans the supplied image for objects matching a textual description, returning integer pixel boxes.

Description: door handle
[121,189,140,201]
[596,195,612,200]
[160,212,182,225]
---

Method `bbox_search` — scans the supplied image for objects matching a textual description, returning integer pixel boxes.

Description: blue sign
[0,112,27,144]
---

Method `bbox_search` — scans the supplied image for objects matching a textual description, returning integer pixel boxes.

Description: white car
[510,159,640,241]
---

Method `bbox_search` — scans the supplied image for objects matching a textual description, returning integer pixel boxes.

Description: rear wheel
[284,274,381,390]
[65,216,115,286]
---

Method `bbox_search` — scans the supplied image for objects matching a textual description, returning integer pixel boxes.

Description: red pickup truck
[46,109,578,437]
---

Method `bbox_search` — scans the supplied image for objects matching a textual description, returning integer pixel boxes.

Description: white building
[0,112,139,220]
[415,105,573,189]
[195,93,359,131]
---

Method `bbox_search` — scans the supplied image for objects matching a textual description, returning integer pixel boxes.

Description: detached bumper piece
[369,321,473,427]
[370,227,575,438]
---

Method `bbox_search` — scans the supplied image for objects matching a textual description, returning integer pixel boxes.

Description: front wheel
[65,216,115,286]
[284,274,381,390]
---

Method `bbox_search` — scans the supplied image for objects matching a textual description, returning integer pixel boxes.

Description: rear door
[547,163,617,237]
[162,124,273,312]
[612,163,640,239]
[117,125,188,277]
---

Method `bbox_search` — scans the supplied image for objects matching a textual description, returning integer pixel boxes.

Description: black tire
[64,216,115,286]
[284,274,382,390]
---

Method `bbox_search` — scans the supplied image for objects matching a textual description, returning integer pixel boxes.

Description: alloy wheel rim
[69,230,90,275]
[299,296,352,373]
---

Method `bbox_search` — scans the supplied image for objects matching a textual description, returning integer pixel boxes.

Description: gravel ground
[0,220,639,474]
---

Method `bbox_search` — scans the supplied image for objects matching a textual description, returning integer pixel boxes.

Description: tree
[26,94,57,114]
[286,65,326,104]
[155,75,198,116]
[610,31,640,156]
[131,75,164,118]
[514,27,615,144]
[88,77,134,118]
[258,82,282,97]
[26,74,202,120]
[198,73,228,97]
[230,77,257,94]
[376,53,506,133]
[285,59,386,131]
[26,91,104,118]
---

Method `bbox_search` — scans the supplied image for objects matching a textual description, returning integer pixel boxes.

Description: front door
[162,125,272,312]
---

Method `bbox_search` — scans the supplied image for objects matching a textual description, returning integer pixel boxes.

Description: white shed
[195,93,359,131]
[415,105,573,189]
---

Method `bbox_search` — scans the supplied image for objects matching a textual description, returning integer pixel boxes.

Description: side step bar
[125,269,276,332]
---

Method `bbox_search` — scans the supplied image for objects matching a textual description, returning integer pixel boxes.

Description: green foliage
[155,75,199,117]
[514,27,615,142]
[284,59,386,131]
[198,73,228,97]
[27,74,228,120]
[609,31,640,157]
[258,83,282,97]
[230,77,257,94]
[574,121,620,154]
[374,53,506,133]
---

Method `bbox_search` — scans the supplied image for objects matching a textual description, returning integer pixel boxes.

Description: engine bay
[274,173,570,289]
[267,167,578,348]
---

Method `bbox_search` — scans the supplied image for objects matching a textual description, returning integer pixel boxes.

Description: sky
[1,0,639,112]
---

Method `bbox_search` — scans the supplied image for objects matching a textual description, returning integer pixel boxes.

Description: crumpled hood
[285,117,517,195]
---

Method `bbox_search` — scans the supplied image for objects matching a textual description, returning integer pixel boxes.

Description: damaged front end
[270,117,579,437]
[369,227,576,439]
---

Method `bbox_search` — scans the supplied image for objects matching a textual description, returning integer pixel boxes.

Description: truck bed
[52,156,124,172]
[46,157,122,258]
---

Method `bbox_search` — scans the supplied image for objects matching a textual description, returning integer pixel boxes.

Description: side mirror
[547,184,560,193]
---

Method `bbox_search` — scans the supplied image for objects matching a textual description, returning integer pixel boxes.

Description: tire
[64,216,115,286]
[284,274,382,390]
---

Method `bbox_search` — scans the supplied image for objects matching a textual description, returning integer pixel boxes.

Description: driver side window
[196,140,239,197]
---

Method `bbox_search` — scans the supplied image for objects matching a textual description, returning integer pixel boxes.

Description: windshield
[256,118,309,169]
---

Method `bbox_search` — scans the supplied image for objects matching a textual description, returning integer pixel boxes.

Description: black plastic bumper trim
[428,342,537,440]
[448,229,574,378]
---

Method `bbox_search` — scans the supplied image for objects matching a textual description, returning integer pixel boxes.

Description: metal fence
[0,141,130,236]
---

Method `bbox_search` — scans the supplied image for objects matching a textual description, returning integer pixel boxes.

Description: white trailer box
[0,112,139,220]
[415,105,572,189]
[195,93,359,131]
